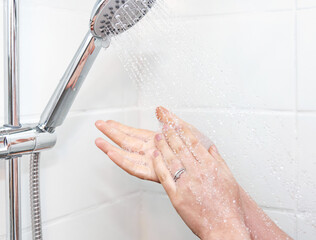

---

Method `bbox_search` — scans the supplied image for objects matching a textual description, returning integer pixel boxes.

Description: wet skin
[95,106,292,240]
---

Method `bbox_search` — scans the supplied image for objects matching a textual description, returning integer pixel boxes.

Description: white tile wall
[297,0,316,9]
[298,114,316,212]
[297,9,316,111]
[0,0,4,122]
[165,0,294,16]
[297,213,316,240]
[23,0,96,13]
[140,192,198,240]
[1,0,316,239]
[136,12,296,110]
[264,209,297,238]
[0,161,6,236]
[23,193,142,240]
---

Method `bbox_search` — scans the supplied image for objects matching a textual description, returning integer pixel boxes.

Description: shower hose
[30,152,43,240]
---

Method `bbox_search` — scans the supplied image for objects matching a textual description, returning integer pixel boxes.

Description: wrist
[239,187,292,240]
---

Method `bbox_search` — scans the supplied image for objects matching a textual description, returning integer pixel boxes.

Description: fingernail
[95,120,103,128]
[155,134,162,141]
[211,145,219,153]
[153,150,160,158]
[95,138,104,145]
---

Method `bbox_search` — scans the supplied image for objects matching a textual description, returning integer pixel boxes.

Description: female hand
[95,107,249,239]
[94,106,213,182]
[152,115,251,239]
[95,107,292,240]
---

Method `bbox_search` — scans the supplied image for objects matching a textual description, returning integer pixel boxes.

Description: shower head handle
[38,33,107,133]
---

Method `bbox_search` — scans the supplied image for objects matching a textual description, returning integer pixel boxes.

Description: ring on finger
[173,168,186,182]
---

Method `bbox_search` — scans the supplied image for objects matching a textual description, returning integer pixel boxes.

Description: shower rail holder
[0,125,57,159]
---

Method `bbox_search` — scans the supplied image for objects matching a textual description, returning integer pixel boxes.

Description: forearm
[240,188,292,240]
[201,219,251,240]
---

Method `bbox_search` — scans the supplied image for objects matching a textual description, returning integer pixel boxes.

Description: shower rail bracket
[0,124,57,159]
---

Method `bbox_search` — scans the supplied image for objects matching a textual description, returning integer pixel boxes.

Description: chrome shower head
[90,0,155,39]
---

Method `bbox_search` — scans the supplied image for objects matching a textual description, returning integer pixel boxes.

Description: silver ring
[173,168,186,182]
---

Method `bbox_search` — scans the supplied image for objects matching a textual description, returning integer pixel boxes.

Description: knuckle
[174,144,185,154]
[106,120,115,125]
[159,172,168,184]
[173,195,184,207]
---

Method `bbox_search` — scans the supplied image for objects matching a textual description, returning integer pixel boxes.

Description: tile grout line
[139,190,145,240]
[20,191,142,235]
[294,0,299,238]
[2,108,316,122]
[174,8,295,20]
[172,5,316,20]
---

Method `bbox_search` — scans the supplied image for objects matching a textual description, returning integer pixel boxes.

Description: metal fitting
[0,124,57,159]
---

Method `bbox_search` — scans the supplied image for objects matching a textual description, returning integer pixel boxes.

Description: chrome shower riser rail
[3,0,21,239]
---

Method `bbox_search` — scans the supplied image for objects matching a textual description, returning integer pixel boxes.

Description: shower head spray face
[90,0,155,38]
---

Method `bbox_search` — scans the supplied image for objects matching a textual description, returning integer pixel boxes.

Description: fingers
[105,120,154,141]
[95,137,143,161]
[176,124,212,164]
[152,150,176,196]
[156,106,183,127]
[95,138,154,181]
[209,145,219,155]
[154,133,186,177]
[107,151,150,180]
[157,106,215,150]
[161,125,195,169]
[96,121,145,153]
[208,145,227,166]
[157,107,215,165]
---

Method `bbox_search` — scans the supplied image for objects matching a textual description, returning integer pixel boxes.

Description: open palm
[95,107,213,182]
[95,118,159,181]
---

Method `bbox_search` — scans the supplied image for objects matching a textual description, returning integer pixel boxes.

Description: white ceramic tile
[22,0,295,17]
[298,114,316,212]
[165,0,294,16]
[160,110,296,209]
[137,12,295,110]
[297,213,316,240]
[0,1,4,122]
[297,0,316,9]
[22,194,141,240]
[141,193,198,240]
[0,161,6,236]
[297,9,316,111]
[22,0,96,13]
[264,209,297,238]
[14,110,140,230]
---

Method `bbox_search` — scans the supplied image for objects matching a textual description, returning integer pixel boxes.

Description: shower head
[90,0,155,39]
[39,0,155,133]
